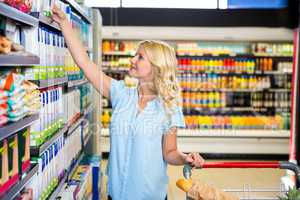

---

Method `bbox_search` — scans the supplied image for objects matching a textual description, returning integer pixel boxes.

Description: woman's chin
[128,69,137,77]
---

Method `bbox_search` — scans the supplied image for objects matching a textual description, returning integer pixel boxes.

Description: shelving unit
[61,0,92,24]
[30,125,68,156]
[0,114,39,140]
[68,116,84,135]
[68,79,88,88]
[100,37,294,155]
[2,164,39,200]
[83,131,92,148]
[48,151,84,200]
[0,2,38,26]
[0,0,101,198]
[33,77,68,89]
[0,54,40,66]
[83,103,93,116]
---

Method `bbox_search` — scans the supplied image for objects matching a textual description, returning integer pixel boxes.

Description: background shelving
[100,38,293,155]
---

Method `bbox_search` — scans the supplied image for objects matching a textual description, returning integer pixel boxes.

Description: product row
[179,73,292,90]
[0,129,31,197]
[178,58,292,73]
[184,114,290,130]
[179,74,272,90]
[22,26,83,81]
[100,108,290,130]
[26,126,82,200]
[30,84,91,148]
[102,55,293,74]
[181,91,291,109]
[102,40,293,57]
[0,72,40,127]
[176,42,293,57]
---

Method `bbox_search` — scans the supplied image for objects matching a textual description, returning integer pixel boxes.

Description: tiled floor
[101,159,287,200]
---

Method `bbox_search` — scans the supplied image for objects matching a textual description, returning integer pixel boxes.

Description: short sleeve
[164,106,186,132]
[110,79,126,109]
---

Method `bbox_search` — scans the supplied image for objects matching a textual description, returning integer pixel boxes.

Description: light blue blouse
[107,79,185,200]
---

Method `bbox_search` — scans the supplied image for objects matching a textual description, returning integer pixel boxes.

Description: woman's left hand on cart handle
[185,152,205,169]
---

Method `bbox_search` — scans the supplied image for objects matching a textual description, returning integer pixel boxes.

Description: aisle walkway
[101,159,286,200]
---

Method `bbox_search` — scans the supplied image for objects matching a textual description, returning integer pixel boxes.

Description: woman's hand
[51,4,68,25]
[185,152,205,169]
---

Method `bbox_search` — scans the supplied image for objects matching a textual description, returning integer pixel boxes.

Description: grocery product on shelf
[30,86,64,147]
[79,84,92,111]
[176,42,249,56]
[64,89,81,126]
[184,114,289,130]
[3,0,32,13]
[252,43,293,57]
[101,109,111,128]
[0,128,31,197]
[0,35,12,54]
[27,125,82,200]
[0,72,40,126]
[102,40,137,54]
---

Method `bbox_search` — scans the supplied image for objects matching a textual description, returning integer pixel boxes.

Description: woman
[51,5,205,200]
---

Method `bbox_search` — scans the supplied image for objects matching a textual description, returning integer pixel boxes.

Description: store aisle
[101,159,285,200]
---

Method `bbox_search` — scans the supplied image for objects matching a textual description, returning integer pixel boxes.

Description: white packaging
[23,27,39,55]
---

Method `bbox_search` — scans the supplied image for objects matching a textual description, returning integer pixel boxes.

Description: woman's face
[129,46,153,82]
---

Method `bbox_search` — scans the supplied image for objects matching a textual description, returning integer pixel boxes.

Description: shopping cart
[182,161,300,200]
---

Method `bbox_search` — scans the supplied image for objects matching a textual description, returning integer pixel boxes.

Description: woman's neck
[137,81,157,101]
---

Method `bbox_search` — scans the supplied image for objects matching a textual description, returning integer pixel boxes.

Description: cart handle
[183,161,300,184]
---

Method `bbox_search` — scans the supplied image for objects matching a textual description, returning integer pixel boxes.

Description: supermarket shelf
[83,104,93,116]
[83,131,92,148]
[101,128,289,138]
[269,88,291,92]
[182,88,264,92]
[100,128,290,154]
[48,152,84,200]
[264,71,292,75]
[177,129,290,138]
[0,114,39,141]
[0,2,39,27]
[30,125,68,156]
[102,68,129,73]
[33,77,68,89]
[32,12,60,31]
[61,0,91,24]
[253,53,293,58]
[176,53,293,59]
[178,69,292,76]
[47,170,68,200]
[2,164,39,200]
[103,51,134,56]
[67,152,84,180]
[68,116,84,135]
[0,54,40,66]
[68,79,88,88]
[190,107,268,113]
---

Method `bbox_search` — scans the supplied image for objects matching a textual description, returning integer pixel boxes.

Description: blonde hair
[138,40,181,113]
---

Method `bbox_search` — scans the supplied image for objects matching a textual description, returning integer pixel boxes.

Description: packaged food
[0,104,8,116]
[0,115,8,126]
[8,109,25,119]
